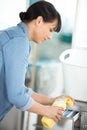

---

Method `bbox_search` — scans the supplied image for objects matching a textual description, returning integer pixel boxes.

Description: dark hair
[19,0,61,32]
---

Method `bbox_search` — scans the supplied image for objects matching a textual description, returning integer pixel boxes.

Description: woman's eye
[50,29,53,32]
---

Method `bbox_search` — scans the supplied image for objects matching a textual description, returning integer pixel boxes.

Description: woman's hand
[45,105,64,122]
[28,101,64,122]
[56,95,76,106]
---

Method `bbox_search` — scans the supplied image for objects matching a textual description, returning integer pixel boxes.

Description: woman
[0,1,75,122]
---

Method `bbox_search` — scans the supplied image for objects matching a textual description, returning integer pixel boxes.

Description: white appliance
[59,48,87,102]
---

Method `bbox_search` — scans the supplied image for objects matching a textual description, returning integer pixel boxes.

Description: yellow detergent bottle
[41,97,74,130]
[66,97,74,107]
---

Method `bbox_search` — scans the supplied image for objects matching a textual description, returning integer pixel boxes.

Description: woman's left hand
[55,95,76,106]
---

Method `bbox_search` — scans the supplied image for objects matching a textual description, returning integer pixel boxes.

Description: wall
[0,0,27,29]
[72,0,87,48]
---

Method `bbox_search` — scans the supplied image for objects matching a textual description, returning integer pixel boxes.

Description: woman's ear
[36,16,43,25]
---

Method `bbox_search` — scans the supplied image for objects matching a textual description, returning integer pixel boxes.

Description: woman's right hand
[45,105,64,122]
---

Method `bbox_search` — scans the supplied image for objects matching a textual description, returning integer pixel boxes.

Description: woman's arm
[31,93,76,106]
[27,93,65,122]
[27,92,75,122]
[27,100,64,122]
[31,92,55,105]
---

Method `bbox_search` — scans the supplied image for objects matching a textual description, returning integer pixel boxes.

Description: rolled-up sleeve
[20,88,35,111]
[3,37,35,111]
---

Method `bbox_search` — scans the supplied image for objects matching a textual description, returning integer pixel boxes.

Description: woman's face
[30,16,58,44]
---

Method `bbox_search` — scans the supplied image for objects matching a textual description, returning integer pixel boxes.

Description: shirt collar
[17,22,29,37]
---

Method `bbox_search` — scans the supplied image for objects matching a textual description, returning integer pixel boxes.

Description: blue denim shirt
[0,22,35,120]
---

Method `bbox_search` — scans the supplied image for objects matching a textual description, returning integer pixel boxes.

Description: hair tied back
[19,12,26,21]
